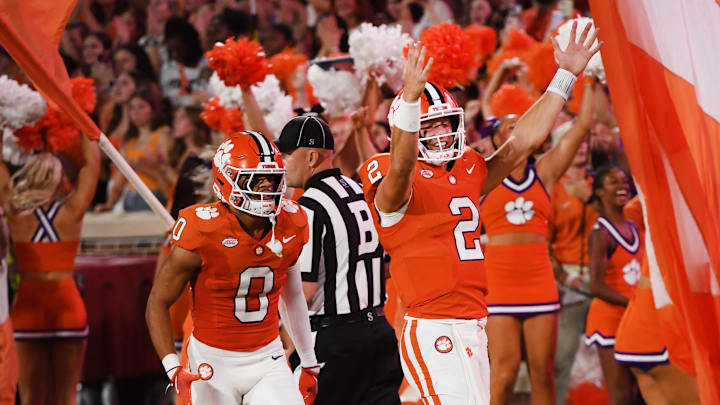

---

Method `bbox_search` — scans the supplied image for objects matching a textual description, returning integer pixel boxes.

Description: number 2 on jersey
[449,197,484,261]
[234,266,275,323]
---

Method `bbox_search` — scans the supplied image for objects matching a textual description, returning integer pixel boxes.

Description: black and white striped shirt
[297,169,386,316]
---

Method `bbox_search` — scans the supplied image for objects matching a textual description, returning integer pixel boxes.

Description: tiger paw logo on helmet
[504,197,535,225]
[196,206,219,220]
[214,139,235,169]
[622,258,641,286]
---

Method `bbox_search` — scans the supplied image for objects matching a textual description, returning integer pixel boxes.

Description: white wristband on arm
[390,98,421,133]
[162,353,181,380]
[546,69,577,101]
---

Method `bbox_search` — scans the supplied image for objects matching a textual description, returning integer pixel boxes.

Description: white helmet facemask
[418,106,466,166]
[220,163,287,218]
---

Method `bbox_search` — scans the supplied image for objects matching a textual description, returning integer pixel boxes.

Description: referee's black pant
[291,312,403,405]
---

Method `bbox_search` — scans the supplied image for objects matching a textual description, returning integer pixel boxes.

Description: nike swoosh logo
[466,164,475,174]
[272,355,283,360]
[561,201,571,208]
[282,235,296,243]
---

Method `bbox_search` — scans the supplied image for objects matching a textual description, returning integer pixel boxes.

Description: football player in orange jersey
[146,131,320,405]
[358,23,601,405]
[586,167,641,405]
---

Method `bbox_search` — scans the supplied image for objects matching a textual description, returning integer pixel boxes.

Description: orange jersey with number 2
[171,200,308,351]
[359,149,489,320]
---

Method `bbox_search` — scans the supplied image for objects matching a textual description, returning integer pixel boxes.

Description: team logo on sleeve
[435,336,453,353]
[222,237,239,248]
[195,206,219,220]
[504,197,535,225]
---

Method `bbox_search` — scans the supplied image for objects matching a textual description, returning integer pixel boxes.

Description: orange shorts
[0,318,18,404]
[585,298,625,347]
[485,243,560,316]
[11,278,88,340]
[614,288,668,369]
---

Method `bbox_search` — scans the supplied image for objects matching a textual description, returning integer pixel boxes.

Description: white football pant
[400,316,490,405]
[187,334,303,404]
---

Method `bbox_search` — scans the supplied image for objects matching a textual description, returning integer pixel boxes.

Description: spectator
[469,0,493,25]
[203,8,253,50]
[262,23,296,57]
[99,70,156,140]
[112,43,156,80]
[138,0,173,74]
[412,0,455,38]
[80,0,130,32]
[314,13,348,57]
[335,0,370,31]
[167,106,212,219]
[60,21,89,69]
[82,31,115,96]
[97,86,170,212]
[159,17,211,107]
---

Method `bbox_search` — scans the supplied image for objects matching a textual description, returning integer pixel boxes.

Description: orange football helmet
[212,131,286,217]
[389,82,465,165]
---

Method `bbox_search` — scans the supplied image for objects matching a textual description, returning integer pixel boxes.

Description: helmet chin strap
[265,215,283,257]
[235,194,284,257]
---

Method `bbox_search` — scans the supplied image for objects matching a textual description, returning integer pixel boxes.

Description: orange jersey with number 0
[171,200,308,351]
[358,149,489,320]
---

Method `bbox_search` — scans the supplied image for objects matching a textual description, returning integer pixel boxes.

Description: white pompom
[208,73,293,138]
[554,17,605,83]
[208,72,244,108]
[349,23,413,92]
[2,128,32,166]
[0,75,47,131]
[307,65,365,118]
[249,75,293,139]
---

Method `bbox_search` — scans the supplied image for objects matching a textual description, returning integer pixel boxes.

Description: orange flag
[590,0,720,402]
[0,0,101,140]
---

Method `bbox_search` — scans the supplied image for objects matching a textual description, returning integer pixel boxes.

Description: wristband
[389,98,420,133]
[546,69,577,101]
[162,353,181,380]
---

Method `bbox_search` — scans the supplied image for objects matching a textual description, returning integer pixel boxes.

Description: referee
[276,114,403,405]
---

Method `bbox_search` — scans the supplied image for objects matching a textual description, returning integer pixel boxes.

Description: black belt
[310,306,385,332]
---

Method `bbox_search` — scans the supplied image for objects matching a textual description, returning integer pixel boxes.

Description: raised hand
[350,106,371,130]
[402,43,433,103]
[551,21,603,76]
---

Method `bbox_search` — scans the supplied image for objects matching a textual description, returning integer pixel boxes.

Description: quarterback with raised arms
[358,25,602,405]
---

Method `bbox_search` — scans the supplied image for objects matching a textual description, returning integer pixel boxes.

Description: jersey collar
[304,168,342,190]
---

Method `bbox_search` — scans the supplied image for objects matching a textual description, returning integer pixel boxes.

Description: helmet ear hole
[449,115,460,132]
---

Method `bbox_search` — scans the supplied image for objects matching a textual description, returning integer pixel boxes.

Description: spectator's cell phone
[309,56,355,71]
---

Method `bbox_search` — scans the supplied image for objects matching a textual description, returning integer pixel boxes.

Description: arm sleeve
[279,263,318,368]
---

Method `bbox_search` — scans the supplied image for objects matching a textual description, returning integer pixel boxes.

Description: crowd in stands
[2,0,685,404]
